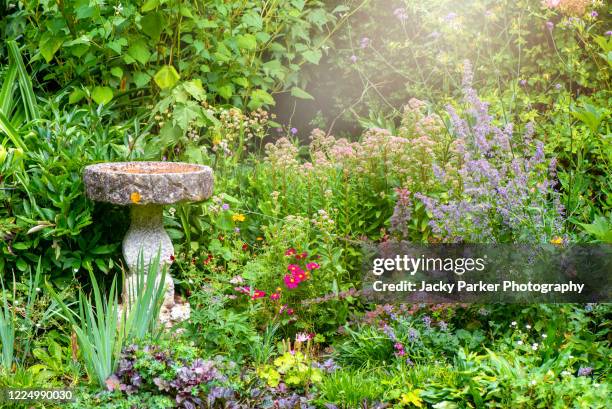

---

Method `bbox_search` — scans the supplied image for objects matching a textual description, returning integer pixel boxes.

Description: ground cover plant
[0,0,611,408]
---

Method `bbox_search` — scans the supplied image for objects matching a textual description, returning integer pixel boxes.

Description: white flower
[569,355,574,359]
[594,383,600,388]
[295,332,309,342]
[530,380,537,386]
[532,343,538,350]
[517,340,523,345]
[114,3,124,15]
[511,321,517,327]
[561,371,570,376]
[541,334,547,339]
[525,324,531,329]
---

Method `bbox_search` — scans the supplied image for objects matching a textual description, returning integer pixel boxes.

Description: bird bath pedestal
[83,162,213,326]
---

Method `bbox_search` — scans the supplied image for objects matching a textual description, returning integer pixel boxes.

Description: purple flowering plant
[393,61,566,243]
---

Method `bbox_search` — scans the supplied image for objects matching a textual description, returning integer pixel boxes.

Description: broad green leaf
[133,72,152,87]
[110,67,123,78]
[127,40,151,65]
[141,0,160,12]
[69,88,87,104]
[236,34,257,51]
[248,89,275,109]
[217,84,233,99]
[153,65,180,89]
[232,77,249,87]
[179,5,193,18]
[91,86,113,105]
[141,12,164,41]
[39,33,64,63]
[183,79,206,101]
[302,49,322,65]
[291,86,314,100]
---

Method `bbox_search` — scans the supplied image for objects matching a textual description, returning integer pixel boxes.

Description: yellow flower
[130,192,141,204]
[256,237,264,241]
[232,213,246,222]
[551,236,563,245]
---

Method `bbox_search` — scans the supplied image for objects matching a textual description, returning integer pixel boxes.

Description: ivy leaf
[291,86,314,100]
[153,65,180,89]
[127,40,151,65]
[91,86,113,105]
[39,33,64,63]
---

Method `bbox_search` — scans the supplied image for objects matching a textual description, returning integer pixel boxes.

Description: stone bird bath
[83,161,213,325]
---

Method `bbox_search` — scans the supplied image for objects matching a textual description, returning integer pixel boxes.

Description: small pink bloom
[284,274,299,289]
[285,248,297,256]
[286,308,294,315]
[287,264,300,272]
[306,262,320,270]
[270,292,281,300]
[295,252,308,260]
[294,270,306,282]
[252,290,266,299]
[296,332,309,342]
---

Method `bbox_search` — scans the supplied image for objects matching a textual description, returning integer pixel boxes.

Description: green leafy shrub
[2,0,341,111]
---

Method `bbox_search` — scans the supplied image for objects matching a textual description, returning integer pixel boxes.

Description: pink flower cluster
[283,248,320,290]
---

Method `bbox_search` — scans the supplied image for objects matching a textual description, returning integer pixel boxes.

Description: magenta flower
[306,262,320,270]
[287,264,300,272]
[284,274,299,289]
[270,292,281,300]
[252,290,266,300]
[293,270,307,282]
[285,248,297,256]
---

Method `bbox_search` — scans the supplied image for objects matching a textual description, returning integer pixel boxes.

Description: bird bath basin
[83,161,213,325]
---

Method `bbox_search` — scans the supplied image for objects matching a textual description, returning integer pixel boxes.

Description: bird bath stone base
[84,162,213,327]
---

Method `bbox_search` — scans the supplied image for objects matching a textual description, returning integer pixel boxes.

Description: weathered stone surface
[83,161,213,205]
[82,161,214,327]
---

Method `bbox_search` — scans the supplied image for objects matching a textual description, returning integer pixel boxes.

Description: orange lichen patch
[130,192,142,204]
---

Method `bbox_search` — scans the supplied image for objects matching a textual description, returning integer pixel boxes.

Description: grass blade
[0,110,26,150]
[0,63,17,115]
[7,40,40,121]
